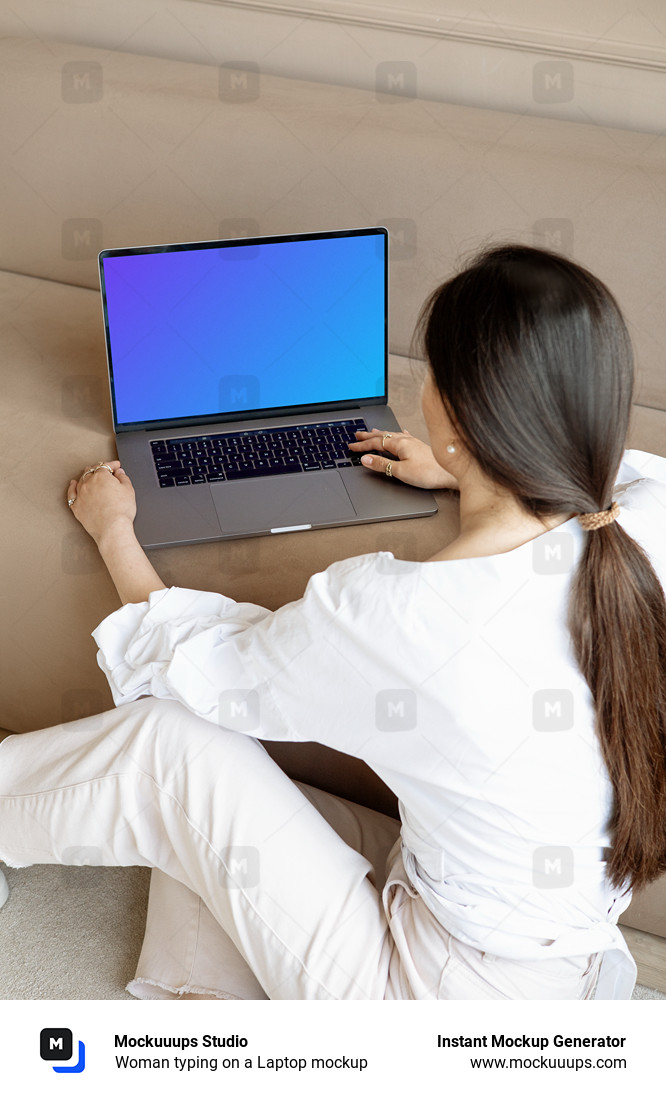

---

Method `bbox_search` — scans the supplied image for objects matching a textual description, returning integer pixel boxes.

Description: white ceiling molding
[193,0,666,72]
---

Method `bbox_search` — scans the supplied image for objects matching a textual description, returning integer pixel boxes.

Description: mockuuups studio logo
[532,689,573,732]
[61,219,102,260]
[219,375,260,412]
[375,61,417,102]
[219,63,260,102]
[61,61,103,103]
[532,529,574,574]
[40,1028,86,1073]
[218,689,260,731]
[219,846,260,889]
[375,689,417,731]
[533,846,574,888]
[532,60,574,104]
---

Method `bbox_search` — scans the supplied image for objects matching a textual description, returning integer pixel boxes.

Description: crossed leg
[0,697,402,999]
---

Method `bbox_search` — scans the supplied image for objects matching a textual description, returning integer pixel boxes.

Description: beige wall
[0,0,663,134]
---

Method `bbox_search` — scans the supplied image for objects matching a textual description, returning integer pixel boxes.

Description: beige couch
[1,34,665,989]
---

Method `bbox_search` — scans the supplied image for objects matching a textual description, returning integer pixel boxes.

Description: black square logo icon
[41,1028,73,1061]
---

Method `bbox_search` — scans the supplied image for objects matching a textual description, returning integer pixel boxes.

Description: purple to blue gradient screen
[101,233,385,427]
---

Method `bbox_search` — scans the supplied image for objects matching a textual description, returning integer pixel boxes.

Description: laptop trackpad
[210,471,356,534]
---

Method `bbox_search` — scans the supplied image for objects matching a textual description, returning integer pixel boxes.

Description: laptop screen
[99,227,387,431]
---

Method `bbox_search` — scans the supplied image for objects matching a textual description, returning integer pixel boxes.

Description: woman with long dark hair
[1,244,665,1000]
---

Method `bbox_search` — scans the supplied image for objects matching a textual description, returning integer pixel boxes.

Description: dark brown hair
[416,243,666,891]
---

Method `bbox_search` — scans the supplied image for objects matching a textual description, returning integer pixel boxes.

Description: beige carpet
[0,864,664,1000]
[0,864,149,999]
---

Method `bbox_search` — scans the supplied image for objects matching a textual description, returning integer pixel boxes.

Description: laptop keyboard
[151,417,368,487]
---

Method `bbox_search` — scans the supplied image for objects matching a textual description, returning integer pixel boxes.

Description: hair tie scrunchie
[577,500,620,531]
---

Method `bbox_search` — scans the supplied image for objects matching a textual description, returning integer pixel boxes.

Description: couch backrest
[2,36,664,408]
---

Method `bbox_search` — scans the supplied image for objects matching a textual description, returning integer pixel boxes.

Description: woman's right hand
[349,428,459,491]
[67,460,137,546]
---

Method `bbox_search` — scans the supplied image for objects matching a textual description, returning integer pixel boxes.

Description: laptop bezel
[98,226,389,434]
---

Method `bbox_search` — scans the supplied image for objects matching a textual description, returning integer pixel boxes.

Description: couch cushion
[621,877,666,938]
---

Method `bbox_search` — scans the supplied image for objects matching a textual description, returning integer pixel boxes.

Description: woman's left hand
[67,460,137,545]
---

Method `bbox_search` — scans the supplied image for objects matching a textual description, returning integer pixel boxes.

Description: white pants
[0,697,600,999]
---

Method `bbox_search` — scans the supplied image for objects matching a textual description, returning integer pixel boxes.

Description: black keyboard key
[336,460,352,467]
[158,476,175,487]
[206,472,226,482]
[155,463,185,475]
[226,463,301,480]
[191,474,206,484]
[175,475,191,486]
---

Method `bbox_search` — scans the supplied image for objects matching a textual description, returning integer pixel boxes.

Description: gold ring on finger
[385,461,393,478]
[381,433,393,448]
[80,462,114,482]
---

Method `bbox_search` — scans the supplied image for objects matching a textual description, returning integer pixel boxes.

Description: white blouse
[93,449,666,999]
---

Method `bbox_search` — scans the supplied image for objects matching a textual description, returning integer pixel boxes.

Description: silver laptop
[98,226,437,548]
